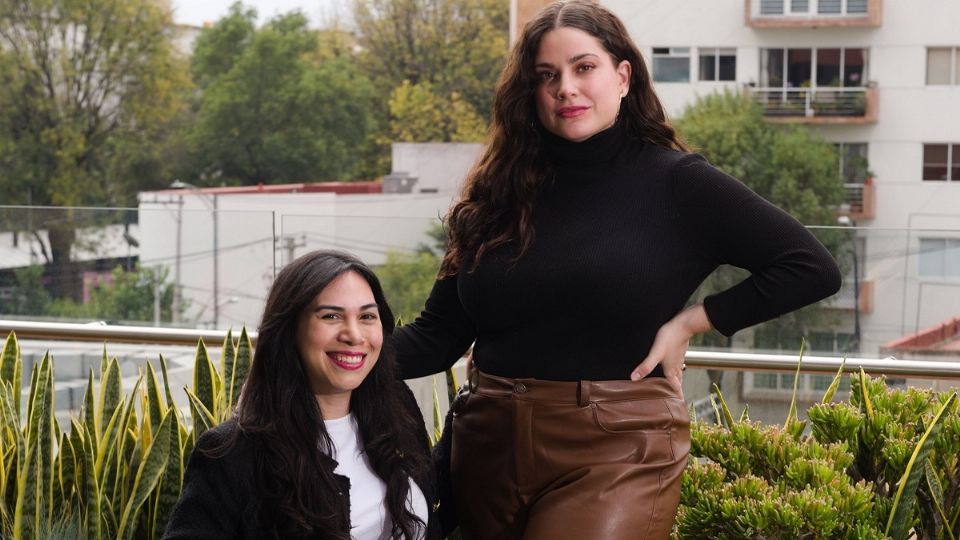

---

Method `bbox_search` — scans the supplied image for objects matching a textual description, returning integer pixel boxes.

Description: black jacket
[163,382,443,540]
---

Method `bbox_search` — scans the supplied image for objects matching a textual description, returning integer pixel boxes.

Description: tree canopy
[676,91,849,353]
[183,5,379,184]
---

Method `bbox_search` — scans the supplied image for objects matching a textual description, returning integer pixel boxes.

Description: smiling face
[296,271,383,419]
[533,26,631,142]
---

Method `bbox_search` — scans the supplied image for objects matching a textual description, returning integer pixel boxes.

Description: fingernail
[630,372,641,381]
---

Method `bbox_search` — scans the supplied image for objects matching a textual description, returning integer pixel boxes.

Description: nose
[339,319,365,345]
[556,73,576,101]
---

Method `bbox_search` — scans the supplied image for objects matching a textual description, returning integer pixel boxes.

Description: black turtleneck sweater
[393,123,842,381]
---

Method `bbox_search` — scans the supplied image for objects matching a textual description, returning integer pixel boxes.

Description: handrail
[3,320,959,380]
[0,319,257,347]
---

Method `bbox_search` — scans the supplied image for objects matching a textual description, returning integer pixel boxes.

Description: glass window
[760,0,785,15]
[787,48,812,87]
[844,49,866,86]
[817,49,842,87]
[920,239,960,278]
[652,48,690,82]
[753,373,778,389]
[847,0,868,13]
[837,143,868,183]
[927,48,954,85]
[923,144,949,181]
[818,0,842,14]
[761,48,785,87]
[699,48,736,81]
[791,0,810,12]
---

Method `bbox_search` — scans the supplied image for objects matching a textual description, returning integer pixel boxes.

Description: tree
[0,0,190,298]
[378,222,446,323]
[184,4,379,184]
[675,91,849,387]
[351,0,507,143]
[46,265,176,323]
[388,80,487,142]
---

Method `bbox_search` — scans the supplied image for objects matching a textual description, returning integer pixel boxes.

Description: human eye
[360,311,380,322]
[318,310,341,320]
[577,63,596,73]
[537,70,556,82]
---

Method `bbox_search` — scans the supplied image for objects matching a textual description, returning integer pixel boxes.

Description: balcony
[749,85,878,124]
[839,177,875,220]
[746,0,882,28]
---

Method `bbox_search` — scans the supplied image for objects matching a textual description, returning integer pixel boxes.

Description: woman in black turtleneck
[394,2,841,539]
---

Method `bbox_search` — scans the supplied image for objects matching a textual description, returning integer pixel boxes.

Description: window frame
[926,47,959,86]
[922,143,960,182]
[698,47,737,82]
[652,47,691,83]
[760,47,868,89]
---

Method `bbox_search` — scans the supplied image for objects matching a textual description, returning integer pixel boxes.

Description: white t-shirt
[324,414,429,540]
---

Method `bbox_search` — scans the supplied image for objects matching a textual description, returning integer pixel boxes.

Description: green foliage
[0,0,190,208]
[678,91,849,355]
[680,365,960,540]
[0,329,254,539]
[378,251,443,324]
[352,0,508,124]
[184,4,379,184]
[1,264,176,324]
[388,80,487,143]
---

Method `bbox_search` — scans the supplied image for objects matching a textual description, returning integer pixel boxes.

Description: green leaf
[784,338,806,431]
[0,332,19,400]
[885,392,958,540]
[858,367,875,421]
[184,388,216,441]
[98,357,122,439]
[159,355,179,423]
[821,356,847,404]
[712,383,735,429]
[220,329,235,415]
[445,366,459,406]
[229,328,253,414]
[151,403,185,539]
[83,369,98,451]
[925,460,955,540]
[145,363,165,434]
[192,340,219,419]
[432,376,442,445]
[116,410,174,540]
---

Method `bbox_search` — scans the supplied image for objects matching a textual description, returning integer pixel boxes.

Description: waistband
[470,370,679,407]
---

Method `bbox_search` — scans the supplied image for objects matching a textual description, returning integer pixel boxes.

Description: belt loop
[577,381,591,407]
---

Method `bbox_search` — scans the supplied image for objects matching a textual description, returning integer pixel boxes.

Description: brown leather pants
[451,371,690,540]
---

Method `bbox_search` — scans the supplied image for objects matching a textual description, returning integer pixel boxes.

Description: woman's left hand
[631,304,713,393]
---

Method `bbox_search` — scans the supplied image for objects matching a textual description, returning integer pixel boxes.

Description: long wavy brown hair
[441,0,687,276]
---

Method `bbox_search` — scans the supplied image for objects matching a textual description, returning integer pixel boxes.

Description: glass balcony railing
[2,204,959,424]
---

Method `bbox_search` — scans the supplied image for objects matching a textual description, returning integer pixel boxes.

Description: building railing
[751,86,870,120]
[4,319,960,381]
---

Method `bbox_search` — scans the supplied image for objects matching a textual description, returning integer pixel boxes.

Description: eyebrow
[534,53,600,69]
[315,304,379,311]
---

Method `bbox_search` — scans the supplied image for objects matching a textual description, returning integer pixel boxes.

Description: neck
[316,394,351,419]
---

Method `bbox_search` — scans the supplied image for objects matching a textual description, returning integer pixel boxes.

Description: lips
[557,106,588,118]
[328,351,366,371]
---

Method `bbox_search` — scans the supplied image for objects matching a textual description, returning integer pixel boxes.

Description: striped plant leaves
[821,356,847,404]
[432,376,442,445]
[192,340,219,419]
[79,420,101,540]
[97,358,122,439]
[115,410,174,540]
[150,400,184,540]
[145,363,165,435]
[184,389,216,440]
[220,329,235,416]
[885,392,957,540]
[445,366,459,406]
[712,383,735,429]
[924,460,955,540]
[158,355,178,424]
[228,328,253,415]
[0,333,18,417]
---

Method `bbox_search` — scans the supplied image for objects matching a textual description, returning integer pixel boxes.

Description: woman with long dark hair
[164,250,440,540]
[393,1,842,538]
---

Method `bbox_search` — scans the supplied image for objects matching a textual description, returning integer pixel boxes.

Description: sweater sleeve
[392,274,476,379]
[671,154,842,337]
[162,427,247,540]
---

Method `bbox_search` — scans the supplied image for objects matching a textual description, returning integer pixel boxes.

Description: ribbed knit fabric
[394,122,841,381]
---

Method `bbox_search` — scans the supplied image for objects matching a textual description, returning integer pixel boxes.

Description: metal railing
[751,87,868,118]
[3,319,960,381]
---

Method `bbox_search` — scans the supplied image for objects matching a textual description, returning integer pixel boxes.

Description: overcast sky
[171,0,351,28]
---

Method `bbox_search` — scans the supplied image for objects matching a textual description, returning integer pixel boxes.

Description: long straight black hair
[211,249,430,539]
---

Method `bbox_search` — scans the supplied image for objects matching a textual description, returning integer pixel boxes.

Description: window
[922,144,960,181]
[652,48,690,82]
[836,143,868,183]
[927,47,959,85]
[760,0,865,15]
[761,47,867,88]
[699,48,737,81]
[919,238,960,278]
